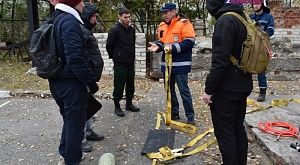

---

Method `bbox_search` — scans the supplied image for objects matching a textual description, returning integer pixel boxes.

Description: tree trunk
[11,0,16,40]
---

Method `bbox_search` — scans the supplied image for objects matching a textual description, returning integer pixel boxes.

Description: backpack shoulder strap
[229,55,239,67]
[46,13,66,25]
[223,12,248,27]
[222,12,248,67]
[53,13,66,25]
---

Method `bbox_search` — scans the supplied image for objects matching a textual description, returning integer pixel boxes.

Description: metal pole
[26,0,34,38]
[26,0,39,67]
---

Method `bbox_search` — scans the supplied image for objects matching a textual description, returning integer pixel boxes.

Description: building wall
[94,33,147,77]
[270,2,300,45]
[95,33,300,81]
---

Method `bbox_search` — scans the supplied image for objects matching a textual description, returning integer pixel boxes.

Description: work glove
[87,82,99,94]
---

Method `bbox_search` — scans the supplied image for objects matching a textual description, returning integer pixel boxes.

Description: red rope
[257,121,300,139]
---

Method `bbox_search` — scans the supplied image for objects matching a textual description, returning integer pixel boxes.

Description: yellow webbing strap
[291,98,300,104]
[147,128,217,163]
[164,48,172,125]
[152,159,159,165]
[161,48,197,134]
[271,99,289,106]
[246,98,300,114]
[159,146,173,156]
[155,112,163,130]
[246,98,271,114]
[178,138,217,157]
[168,120,196,134]
[184,128,214,149]
[156,112,196,134]
[247,99,260,107]
[148,48,207,165]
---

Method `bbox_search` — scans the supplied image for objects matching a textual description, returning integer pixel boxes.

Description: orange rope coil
[257,121,300,139]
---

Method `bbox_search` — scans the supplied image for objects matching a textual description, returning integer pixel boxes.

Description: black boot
[171,114,180,120]
[114,100,125,117]
[114,107,125,117]
[257,88,266,102]
[126,105,140,112]
[126,98,140,112]
[86,129,105,141]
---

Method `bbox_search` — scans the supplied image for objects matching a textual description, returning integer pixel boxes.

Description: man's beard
[254,6,263,13]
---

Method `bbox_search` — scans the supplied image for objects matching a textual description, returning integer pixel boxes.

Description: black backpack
[30,13,65,79]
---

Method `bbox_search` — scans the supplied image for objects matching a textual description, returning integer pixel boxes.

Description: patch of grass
[0,60,49,90]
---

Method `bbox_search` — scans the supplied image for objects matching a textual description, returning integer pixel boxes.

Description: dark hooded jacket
[80,2,104,82]
[106,21,136,65]
[50,9,96,86]
[205,0,253,97]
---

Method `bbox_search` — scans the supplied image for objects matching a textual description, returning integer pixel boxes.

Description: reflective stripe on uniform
[161,61,192,66]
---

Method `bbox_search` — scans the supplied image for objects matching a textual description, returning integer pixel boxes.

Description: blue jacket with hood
[49,9,96,86]
[250,12,274,37]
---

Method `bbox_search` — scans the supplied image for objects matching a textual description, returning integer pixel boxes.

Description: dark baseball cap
[161,2,176,12]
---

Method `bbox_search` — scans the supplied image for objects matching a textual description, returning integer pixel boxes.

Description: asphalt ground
[0,84,206,165]
[1,79,300,165]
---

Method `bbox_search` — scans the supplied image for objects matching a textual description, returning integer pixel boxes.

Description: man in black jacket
[202,1,253,165]
[106,7,140,117]
[80,2,104,153]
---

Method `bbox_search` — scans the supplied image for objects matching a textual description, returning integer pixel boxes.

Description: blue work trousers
[168,73,194,119]
[49,80,88,165]
[257,73,267,88]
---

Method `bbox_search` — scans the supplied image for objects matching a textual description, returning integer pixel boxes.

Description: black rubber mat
[141,129,175,154]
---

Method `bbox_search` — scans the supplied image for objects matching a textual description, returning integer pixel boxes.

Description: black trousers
[113,63,135,102]
[210,92,249,165]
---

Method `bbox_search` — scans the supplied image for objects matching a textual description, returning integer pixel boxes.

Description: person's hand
[164,46,172,54]
[87,82,99,94]
[147,42,159,52]
[203,92,212,105]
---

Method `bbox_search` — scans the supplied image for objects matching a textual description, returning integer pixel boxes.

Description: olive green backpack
[224,12,271,74]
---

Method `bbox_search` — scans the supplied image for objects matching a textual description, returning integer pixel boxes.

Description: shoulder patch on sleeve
[179,19,188,24]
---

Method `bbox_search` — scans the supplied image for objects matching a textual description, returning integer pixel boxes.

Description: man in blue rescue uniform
[250,0,274,102]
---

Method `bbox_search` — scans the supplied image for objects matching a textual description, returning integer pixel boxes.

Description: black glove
[87,82,99,94]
